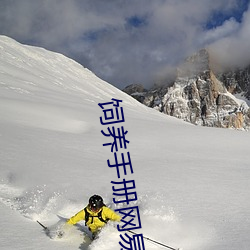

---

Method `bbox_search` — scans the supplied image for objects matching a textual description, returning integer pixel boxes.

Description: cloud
[208,4,250,69]
[0,0,249,88]
[200,18,240,45]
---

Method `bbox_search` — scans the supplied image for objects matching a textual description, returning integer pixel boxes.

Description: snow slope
[0,35,250,250]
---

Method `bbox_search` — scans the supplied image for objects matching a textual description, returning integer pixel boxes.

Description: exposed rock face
[123,84,147,103]
[217,66,250,99]
[123,49,250,130]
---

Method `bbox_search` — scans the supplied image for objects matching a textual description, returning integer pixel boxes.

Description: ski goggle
[90,204,101,212]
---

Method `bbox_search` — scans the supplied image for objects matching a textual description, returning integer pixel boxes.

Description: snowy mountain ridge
[0,35,150,133]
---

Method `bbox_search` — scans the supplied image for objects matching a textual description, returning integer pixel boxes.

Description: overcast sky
[0,0,249,89]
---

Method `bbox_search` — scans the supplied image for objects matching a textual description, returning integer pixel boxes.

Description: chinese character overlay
[111,179,137,204]
[99,98,125,125]
[119,233,145,250]
[99,99,144,248]
[107,152,133,178]
[101,126,129,152]
[116,206,142,231]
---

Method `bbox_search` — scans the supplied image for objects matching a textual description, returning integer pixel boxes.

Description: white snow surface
[0,35,250,250]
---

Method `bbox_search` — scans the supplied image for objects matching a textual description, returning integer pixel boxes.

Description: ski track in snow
[0,179,213,250]
[0,181,62,221]
[0,181,97,249]
[0,99,91,134]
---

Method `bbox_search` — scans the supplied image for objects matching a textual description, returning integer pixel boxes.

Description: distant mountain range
[123,49,250,130]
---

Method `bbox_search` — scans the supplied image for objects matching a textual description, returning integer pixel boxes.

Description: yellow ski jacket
[67,206,121,233]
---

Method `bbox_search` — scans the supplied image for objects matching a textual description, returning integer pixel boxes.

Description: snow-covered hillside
[0,36,250,250]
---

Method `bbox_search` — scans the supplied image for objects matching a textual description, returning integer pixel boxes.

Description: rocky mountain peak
[177,49,210,78]
[123,49,250,130]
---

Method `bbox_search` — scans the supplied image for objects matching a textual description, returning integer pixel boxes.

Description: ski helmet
[89,195,104,211]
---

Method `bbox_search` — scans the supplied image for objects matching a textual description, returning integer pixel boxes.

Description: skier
[66,194,121,239]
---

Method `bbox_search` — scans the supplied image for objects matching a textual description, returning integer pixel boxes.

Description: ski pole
[37,220,48,231]
[127,230,181,250]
